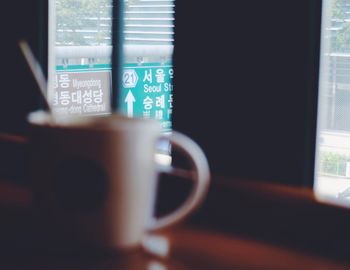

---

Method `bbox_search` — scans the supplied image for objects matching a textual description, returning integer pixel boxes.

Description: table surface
[0,181,349,269]
[147,227,350,270]
[0,225,348,270]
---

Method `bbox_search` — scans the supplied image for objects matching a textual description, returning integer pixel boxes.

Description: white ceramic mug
[27,111,210,249]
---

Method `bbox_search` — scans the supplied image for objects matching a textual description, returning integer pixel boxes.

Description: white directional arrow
[125,90,136,117]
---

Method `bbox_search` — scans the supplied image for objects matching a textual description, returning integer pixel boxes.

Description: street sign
[125,90,136,117]
[119,63,174,132]
[53,65,111,115]
[53,63,173,132]
[122,69,138,88]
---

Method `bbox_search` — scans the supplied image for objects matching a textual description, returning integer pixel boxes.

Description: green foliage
[333,23,350,52]
[319,151,348,176]
[332,0,348,19]
[331,0,350,52]
[56,0,112,46]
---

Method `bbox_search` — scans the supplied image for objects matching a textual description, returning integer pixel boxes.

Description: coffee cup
[26,111,210,249]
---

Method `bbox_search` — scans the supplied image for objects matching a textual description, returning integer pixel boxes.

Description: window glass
[119,0,174,133]
[315,0,350,205]
[49,0,174,134]
[50,0,112,116]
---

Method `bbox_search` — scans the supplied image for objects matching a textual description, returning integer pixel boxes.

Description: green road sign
[55,63,173,132]
[119,63,173,132]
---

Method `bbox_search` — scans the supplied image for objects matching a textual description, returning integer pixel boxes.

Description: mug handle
[146,131,210,231]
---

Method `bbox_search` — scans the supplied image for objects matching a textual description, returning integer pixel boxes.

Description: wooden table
[0,180,349,269]
[0,226,348,270]
[154,227,350,270]
[190,228,350,269]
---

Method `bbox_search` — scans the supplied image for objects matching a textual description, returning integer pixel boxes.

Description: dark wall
[172,1,322,186]
[0,1,46,183]
[0,1,322,186]
[0,1,46,135]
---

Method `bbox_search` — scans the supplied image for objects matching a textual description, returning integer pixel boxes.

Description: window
[315,0,350,205]
[120,0,174,132]
[48,0,174,134]
[49,0,113,116]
